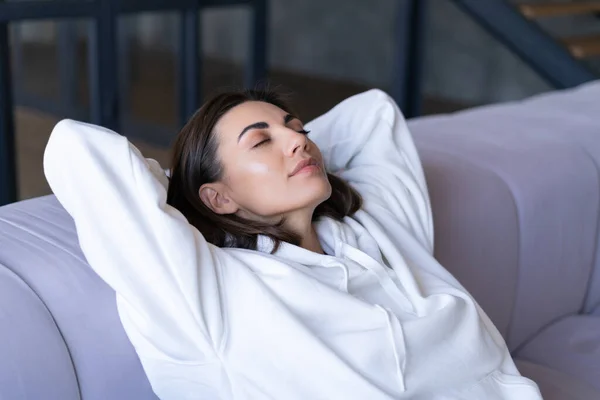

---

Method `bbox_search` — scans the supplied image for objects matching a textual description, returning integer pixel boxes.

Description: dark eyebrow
[238,122,268,142]
[237,113,299,142]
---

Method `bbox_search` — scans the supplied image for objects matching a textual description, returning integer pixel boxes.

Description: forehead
[215,101,287,140]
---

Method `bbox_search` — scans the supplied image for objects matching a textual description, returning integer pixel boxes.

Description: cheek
[239,160,282,183]
[246,162,270,175]
[228,160,286,195]
[227,161,290,215]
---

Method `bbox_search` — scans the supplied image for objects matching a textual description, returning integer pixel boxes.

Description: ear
[199,183,239,215]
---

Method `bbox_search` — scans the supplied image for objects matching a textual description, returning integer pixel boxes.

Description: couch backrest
[410,80,600,351]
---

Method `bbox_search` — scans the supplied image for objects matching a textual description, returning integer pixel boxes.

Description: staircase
[518,1,600,59]
[451,0,599,89]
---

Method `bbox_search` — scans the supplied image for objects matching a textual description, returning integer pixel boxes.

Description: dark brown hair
[166,88,362,252]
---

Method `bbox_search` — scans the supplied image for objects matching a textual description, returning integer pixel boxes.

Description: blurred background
[1,0,599,203]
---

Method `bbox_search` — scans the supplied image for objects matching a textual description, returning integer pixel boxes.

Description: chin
[279,173,332,213]
[309,176,333,207]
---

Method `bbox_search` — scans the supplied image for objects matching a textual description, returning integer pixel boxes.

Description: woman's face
[201,101,332,222]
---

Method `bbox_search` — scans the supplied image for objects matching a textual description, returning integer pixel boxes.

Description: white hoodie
[43,89,542,399]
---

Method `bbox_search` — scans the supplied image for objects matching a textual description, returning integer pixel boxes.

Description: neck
[300,227,325,254]
[285,209,325,254]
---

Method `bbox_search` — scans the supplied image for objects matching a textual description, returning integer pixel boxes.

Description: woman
[44,88,542,399]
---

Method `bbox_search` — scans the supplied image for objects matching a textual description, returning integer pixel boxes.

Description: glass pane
[12,20,59,100]
[201,6,248,97]
[119,12,178,130]
[10,18,88,200]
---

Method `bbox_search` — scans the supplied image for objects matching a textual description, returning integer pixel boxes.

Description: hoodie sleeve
[306,89,433,252]
[43,119,225,364]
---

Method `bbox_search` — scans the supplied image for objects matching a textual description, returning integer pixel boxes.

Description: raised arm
[43,120,225,367]
[306,89,433,251]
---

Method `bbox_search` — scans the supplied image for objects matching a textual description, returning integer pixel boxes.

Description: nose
[285,128,309,157]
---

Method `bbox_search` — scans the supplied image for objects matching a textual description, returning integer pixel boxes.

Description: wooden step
[562,33,600,58]
[518,2,600,18]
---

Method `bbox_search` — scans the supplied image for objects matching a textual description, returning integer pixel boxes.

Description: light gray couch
[1,81,600,399]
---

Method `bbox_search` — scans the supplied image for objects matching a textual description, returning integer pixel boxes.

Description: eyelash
[252,129,311,148]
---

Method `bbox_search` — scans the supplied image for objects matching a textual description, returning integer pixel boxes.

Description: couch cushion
[414,146,522,343]
[410,80,600,350]
[515,359,600,400]
[0,196,157,400]
[516,315,600,391]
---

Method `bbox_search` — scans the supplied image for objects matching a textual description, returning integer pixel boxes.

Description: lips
[289,157,319,176]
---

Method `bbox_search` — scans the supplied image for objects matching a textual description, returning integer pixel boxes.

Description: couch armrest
[0,196,158,400]
[0,265,80,399]
[409,80,600,351]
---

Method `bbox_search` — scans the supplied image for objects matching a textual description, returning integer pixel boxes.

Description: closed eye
[252,138,270,148]
[252,129,310,149]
